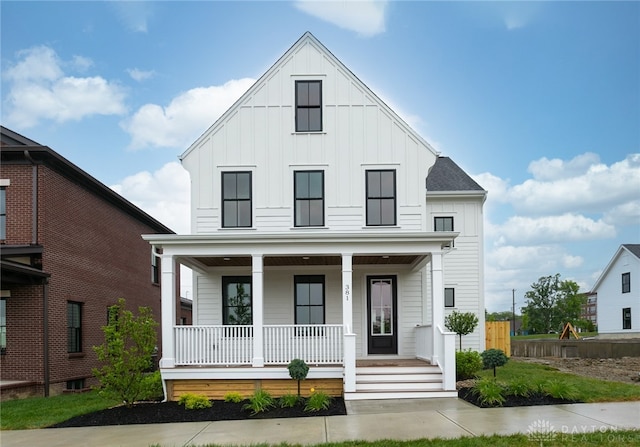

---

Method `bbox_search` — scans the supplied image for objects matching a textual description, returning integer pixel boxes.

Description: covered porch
[143,232,458,400]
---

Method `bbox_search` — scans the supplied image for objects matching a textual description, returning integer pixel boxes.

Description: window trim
[365,169,397,226]
[622,272,631,294]
[295,80,322,132]
[294,275,326,325]
[622,307,632,330]
[222,276,253,325]
[221,171,252,228]
[444,288,455,308]
[67,301,82,354]
[294,170,325,227]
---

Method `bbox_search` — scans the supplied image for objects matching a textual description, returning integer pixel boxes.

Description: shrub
[304,390,331,412]
[507,378,532,398]
[542,379,579,401]
[287,358,310,397]
[243,389,275,415]
[279,393,299,408]
[456,350,483,381]
[471,378,506,407]
[178,393,212,410]
[92,298,159,407]
[139,371,163,401]
[481,349,509,377]
[223,392,244,403]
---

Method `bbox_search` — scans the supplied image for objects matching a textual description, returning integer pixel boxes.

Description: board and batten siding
[182,38,436,234]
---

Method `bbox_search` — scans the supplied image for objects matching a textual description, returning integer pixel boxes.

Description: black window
[0,187,6,240]
[623,307,632,330]
[67,302,82,353]
[222,277,252,325]
[222,172,252,228]
[295,275,325,324]
[445,288,455,308]
[366,170,396,226]
[151,252,159,284]
[295,171,324,227]
[295,80,322,132]
[622,272,630,294]
[435,217,454,232]
[0,299,6,354]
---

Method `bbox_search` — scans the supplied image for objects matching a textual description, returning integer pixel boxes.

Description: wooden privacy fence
[485,321,511,356]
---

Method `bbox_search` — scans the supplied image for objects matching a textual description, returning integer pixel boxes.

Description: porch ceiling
[194,255,421,267]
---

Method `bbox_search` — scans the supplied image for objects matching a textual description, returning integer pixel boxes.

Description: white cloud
[127,68,155,82]
[110,161,190,234]
[2,46,126,128]
[294,0,388,37]
[528,152,601,181]
[110,2,154,33]
[122,78,255,150]
[71,55,94,72]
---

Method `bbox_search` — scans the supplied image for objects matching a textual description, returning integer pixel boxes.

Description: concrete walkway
[2,399,639,447]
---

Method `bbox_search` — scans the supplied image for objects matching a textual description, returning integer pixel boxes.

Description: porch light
[302,256,310,260]
[223,257,231,261]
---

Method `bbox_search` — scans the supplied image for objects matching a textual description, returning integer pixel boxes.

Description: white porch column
[252,254,264,367]
[341,253,356,392]
[431,251,444,363]
[159,253,176,368]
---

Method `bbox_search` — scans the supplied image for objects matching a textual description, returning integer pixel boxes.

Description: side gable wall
[597,249,640,334]
[182,37,437,233]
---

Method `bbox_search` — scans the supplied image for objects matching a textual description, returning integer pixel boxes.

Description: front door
[367,275,397,355]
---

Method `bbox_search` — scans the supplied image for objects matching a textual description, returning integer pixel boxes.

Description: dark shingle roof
[623,244,640,259]
[426,157,485,192]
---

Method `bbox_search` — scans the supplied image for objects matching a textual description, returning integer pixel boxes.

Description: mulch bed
[458,387,580,408]
[48,398,347,428]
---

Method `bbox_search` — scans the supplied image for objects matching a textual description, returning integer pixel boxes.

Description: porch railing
[264,325,343,364]
[174,324,343,366]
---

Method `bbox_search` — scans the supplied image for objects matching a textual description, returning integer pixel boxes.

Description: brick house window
[222,172,252,228]
[151,252,159,284]
[0,299,6,354]
[295,80,322,132]
[445,288,455,307]
[622,272,630,293]
[294,171,324,227]
[67,302,82,353]
[623,307,632,330]
[366,170,396,226]
[0,187,6,240]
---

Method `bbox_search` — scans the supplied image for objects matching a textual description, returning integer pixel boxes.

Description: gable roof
[426,156,486,195]
[591,244,640,292]
[0,126,174,234]
[182,31,439,160]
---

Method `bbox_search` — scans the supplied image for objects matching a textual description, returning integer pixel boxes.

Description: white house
[144,32,486,401]
[592,244,640,338]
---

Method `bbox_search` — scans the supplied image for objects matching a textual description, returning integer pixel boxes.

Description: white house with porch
[144,32,486,401]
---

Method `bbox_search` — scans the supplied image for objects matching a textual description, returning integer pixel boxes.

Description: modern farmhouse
[144,32,487,401]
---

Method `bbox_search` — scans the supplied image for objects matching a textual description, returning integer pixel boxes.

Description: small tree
[287,358,309,398]
[481,348,508,377]
[445,311,479,351]
[93,298,159,407]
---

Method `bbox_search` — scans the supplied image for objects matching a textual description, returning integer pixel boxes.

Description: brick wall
[1,161,166,396]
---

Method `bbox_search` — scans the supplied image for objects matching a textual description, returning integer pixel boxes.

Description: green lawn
[477,360,640,402]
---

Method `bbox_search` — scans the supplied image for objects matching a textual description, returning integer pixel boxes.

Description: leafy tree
[521,274,585,334]
[445,311,479,351]
[93,298,159,407]
[481,349,508,377]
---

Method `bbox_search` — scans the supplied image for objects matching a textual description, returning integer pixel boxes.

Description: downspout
[23,150,38,244]
[43,278,50,397]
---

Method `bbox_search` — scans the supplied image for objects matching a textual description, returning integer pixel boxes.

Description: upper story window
[67,301,82,353]
[295,80,322,132]
[435,216,454,232]
[151,252,159,284]
[222,172,252,228]
[0,299,6,355]
[366,170,396,226]
[622,272,630,293]
[294,171,324,227]
[222,276,252,325]
[295,275,325,324]
[0,187,6,240]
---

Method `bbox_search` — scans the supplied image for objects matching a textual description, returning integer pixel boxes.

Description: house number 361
[344,285,350,301]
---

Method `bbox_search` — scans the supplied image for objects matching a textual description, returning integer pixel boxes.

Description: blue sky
[2,1,639,312]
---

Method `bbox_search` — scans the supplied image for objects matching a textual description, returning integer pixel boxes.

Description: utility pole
[512,289,516,336]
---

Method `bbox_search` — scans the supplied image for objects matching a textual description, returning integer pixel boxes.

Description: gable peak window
[295,80,322,132]
[222,172,252,228]
[366,170,396,226]
[294,171,324,227]
[622,272,630,294]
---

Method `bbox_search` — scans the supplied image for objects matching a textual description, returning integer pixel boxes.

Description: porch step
[345,365,455,401]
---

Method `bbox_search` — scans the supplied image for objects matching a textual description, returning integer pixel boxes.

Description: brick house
[0,126,175,400]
